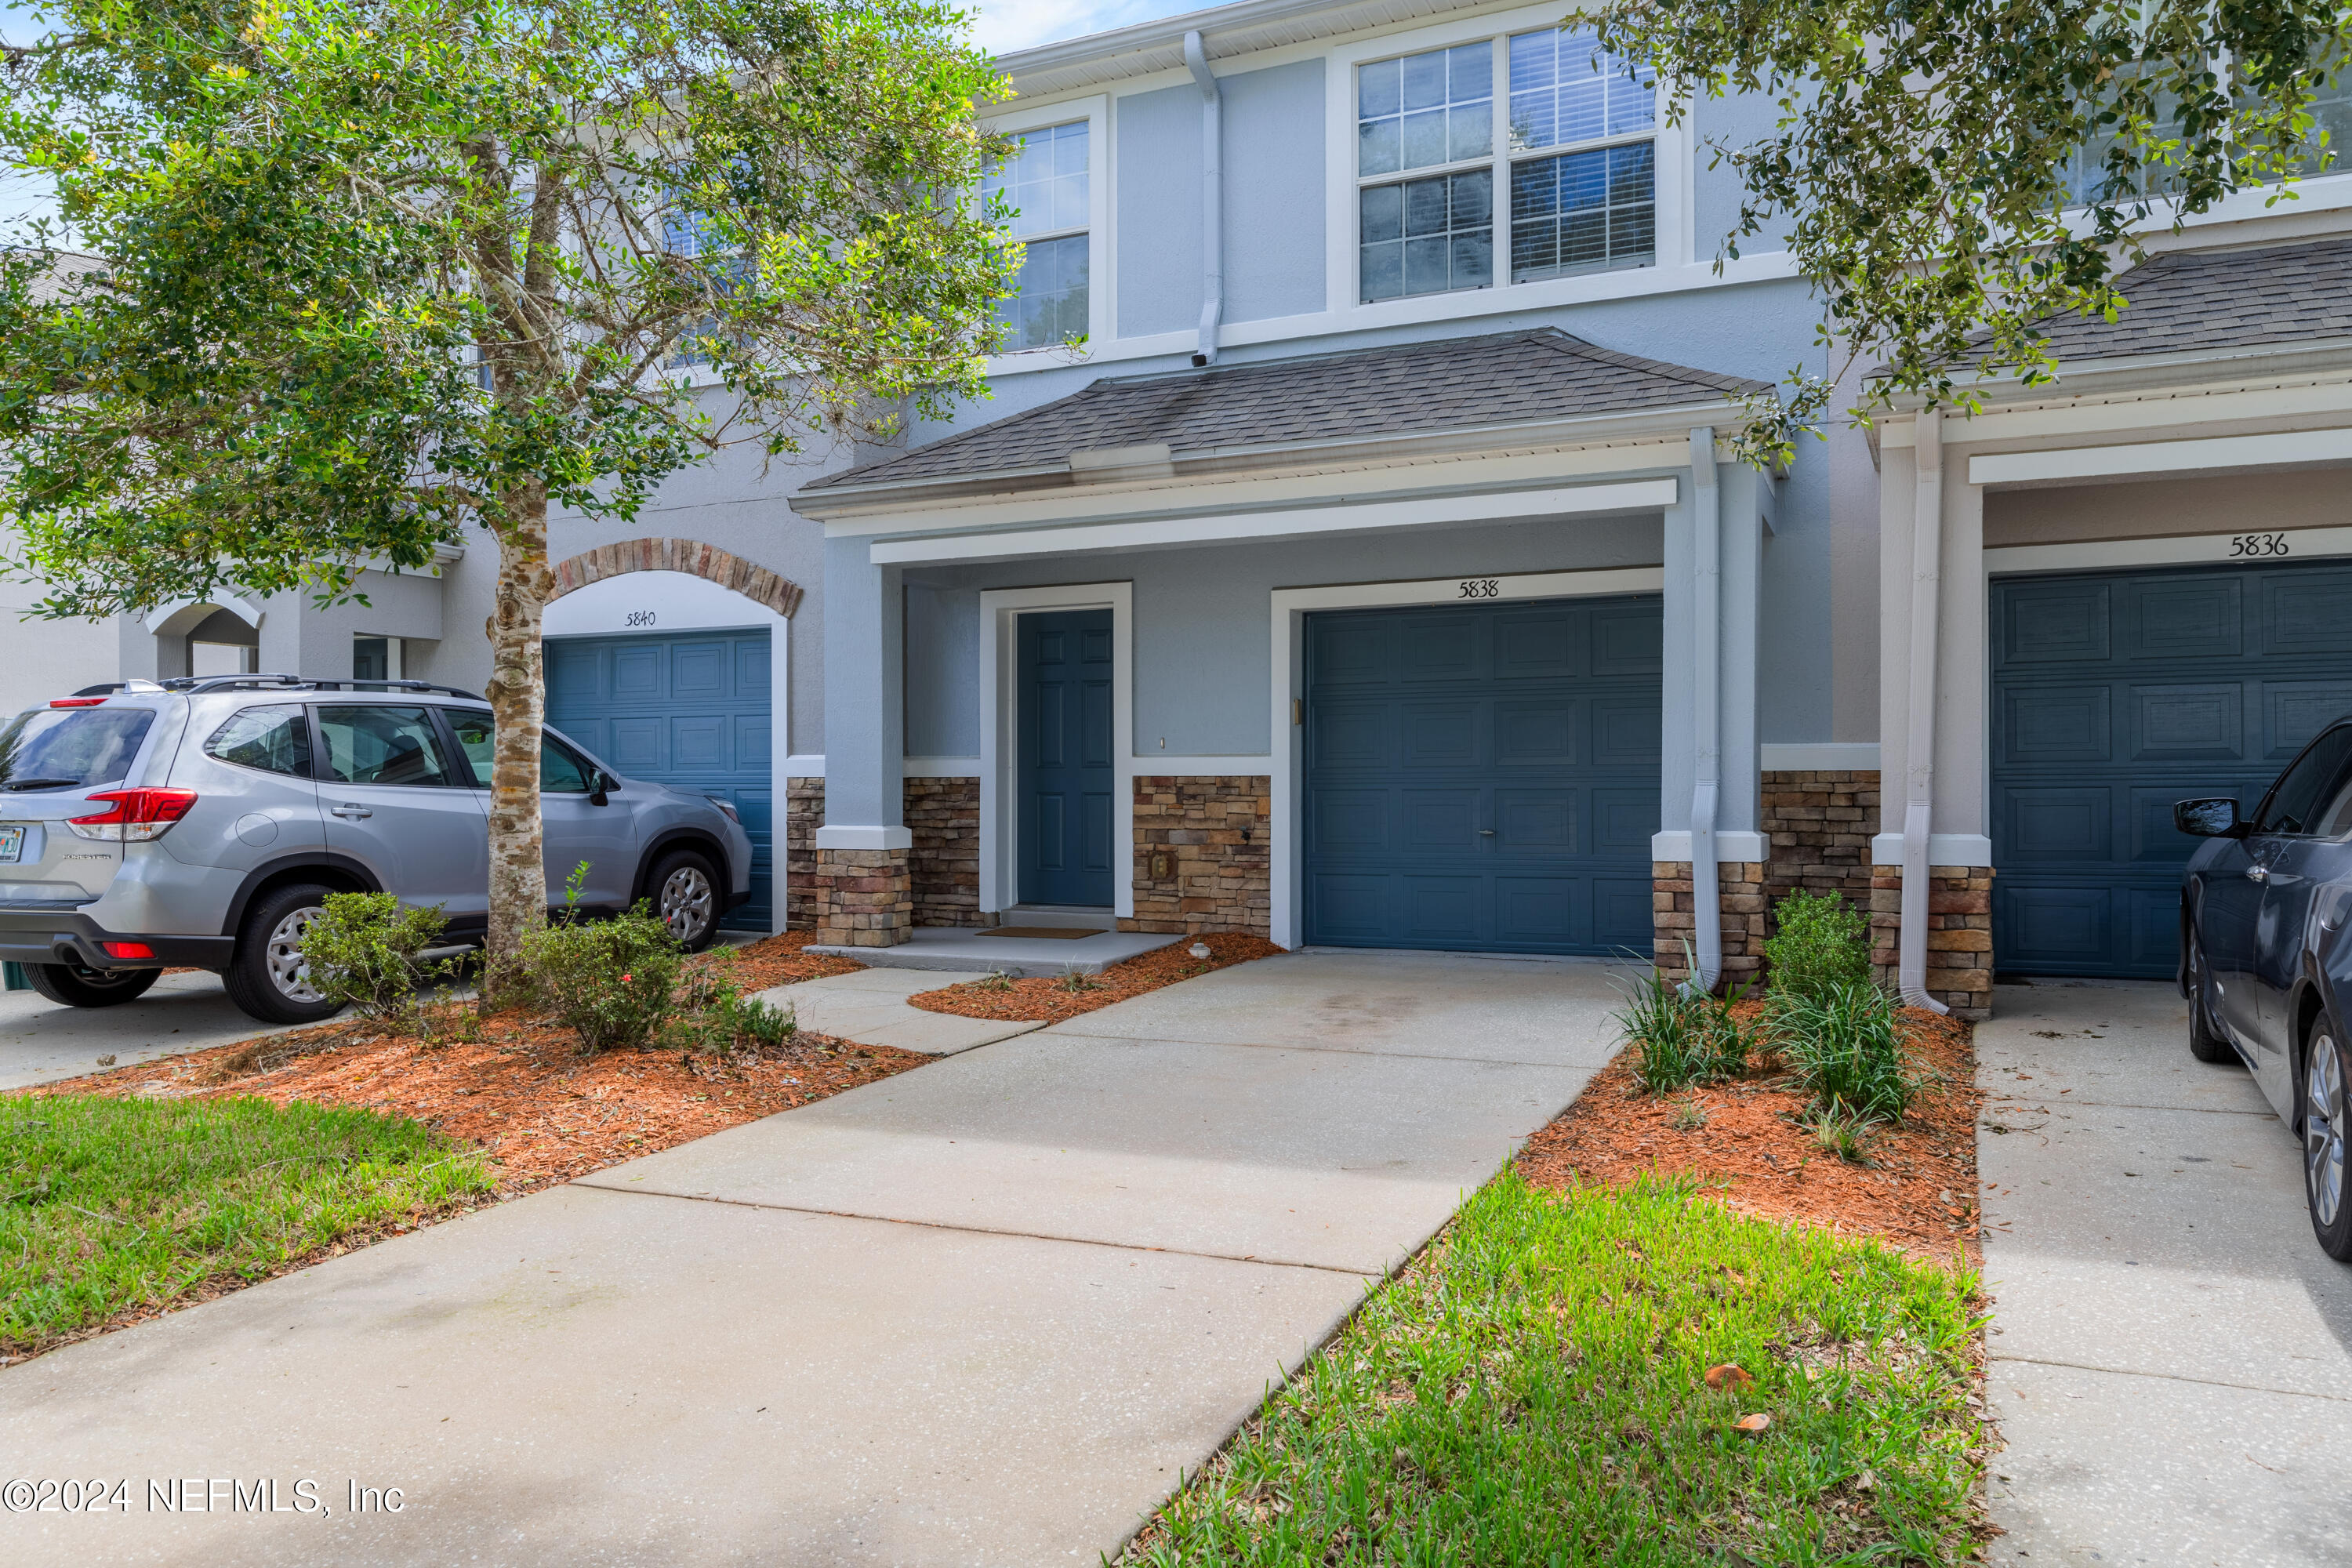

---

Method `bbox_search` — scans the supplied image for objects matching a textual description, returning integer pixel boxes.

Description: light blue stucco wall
[1116,85,1205,340]
[1221,60,1326,326]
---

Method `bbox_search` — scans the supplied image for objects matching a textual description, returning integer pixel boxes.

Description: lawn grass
[2,1094,495,1357]
[1127,1174,1985,1566]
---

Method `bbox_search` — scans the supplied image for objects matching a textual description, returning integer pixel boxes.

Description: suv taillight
[67,788,198,842]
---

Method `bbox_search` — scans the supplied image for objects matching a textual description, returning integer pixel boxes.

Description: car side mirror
[2174,797,2248,839]
[588,771,612,808]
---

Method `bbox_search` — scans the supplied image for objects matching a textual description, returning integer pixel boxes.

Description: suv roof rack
[143,674,488,701]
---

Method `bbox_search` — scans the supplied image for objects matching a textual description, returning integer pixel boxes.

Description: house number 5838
[1457,579,1500,600]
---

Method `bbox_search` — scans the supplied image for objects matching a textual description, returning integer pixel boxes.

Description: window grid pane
[1357,43,1493,176]
[1508,143,1655,282]
[1507,27,1653,154]
[1359,169,1494,302]
[984,122,1090,240]
[998,232,1089,350]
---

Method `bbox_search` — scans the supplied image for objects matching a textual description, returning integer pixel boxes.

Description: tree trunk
[482,481,553,1000]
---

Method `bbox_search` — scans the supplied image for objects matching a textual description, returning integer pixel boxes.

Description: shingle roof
[2025,234,2352,361]
[803,328,1766,495]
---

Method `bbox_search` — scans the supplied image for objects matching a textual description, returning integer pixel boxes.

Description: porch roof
[2020,233,2352,364]
[800,328,1765,502]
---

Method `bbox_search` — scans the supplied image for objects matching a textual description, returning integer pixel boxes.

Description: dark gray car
[0,673,756,1025]
[2177,720,2352,1261]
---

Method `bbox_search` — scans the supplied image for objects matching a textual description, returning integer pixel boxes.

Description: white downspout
[1688,426,1722,993]
[1184,31,1223,367]
[1900,410,1952,1014]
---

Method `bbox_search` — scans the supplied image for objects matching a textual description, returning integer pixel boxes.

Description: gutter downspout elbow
[1185,31,1223,367]
[1899,410,1952,1015]
[1689,426,1722,994]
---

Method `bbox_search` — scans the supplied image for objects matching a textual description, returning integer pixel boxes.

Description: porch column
[812,533,911,947]
[1653,434,1768,989]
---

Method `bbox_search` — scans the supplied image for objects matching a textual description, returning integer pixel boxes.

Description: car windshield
[0,706,155,789]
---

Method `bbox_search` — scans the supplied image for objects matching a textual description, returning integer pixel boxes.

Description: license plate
[0,826,22,863]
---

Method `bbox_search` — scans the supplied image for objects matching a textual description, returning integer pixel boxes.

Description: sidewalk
[1978,978,2352,1566]
[0,949,1628,1565]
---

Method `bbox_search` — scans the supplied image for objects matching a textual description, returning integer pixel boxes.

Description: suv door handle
[331,803,374,820]
[2247,865,2269,883]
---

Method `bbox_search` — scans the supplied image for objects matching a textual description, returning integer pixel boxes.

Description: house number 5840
[1457,579,1500,600]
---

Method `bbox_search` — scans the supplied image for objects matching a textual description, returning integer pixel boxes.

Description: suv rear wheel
[222,882,345,1025]
[2185,929,2239,1065]
[25,958,160,1008]
[2303,1016,2352,1262]
[650,848,720,952]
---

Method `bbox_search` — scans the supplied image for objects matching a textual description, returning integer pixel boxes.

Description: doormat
[989,926,1108,940]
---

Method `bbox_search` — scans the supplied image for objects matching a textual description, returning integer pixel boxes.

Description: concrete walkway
[1978,979,2352,1566]
[0,948,1627,1566]
[771,967,1047,1055]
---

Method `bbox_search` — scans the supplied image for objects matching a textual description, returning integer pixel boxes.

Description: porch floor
[808,924,1180,977]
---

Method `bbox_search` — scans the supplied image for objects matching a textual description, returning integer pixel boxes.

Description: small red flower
[620,973,632,982]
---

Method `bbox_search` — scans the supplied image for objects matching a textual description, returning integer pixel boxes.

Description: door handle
[2247,865,2269,883]
[331,804,374,820]
[1477,829,1497,837]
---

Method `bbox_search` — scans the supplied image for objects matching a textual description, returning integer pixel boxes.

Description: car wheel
[2185,929,2240,1065]
[650,849,720,953]
[222,883,347,1025]
[24,959,161,1009]
[2301,1018,2352,1262]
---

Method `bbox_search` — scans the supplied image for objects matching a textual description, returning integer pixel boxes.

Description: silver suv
[0,674,755,1024]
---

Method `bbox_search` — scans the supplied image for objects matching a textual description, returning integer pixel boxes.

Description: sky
[0,0,1205,238]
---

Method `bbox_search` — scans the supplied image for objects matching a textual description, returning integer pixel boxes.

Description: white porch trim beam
[869,478,1679,567]
[1967,426,2352,488]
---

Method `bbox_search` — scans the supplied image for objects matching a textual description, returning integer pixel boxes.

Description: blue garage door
[1303,596,1661,954]
[1991,561,2352,978]
[546,627,773,931]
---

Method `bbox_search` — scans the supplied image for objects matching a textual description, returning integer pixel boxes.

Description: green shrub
[521,898,684,1054]
[1772,978,1913,1124]
[1613,948,1752,1092]
[298,891,452,1023]
[1761,890,1872,1002]
[671,969,797,1055]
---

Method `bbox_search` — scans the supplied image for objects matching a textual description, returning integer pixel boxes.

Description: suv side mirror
[2175,797,2248,839]
[588,771,612,808]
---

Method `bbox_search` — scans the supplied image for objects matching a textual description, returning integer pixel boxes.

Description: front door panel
[1018,608,1115,907]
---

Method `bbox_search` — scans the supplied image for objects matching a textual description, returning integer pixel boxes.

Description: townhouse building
[13,0,2352,1014]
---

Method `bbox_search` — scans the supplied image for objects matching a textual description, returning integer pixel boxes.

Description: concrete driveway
[0,970,291,1091]
[0,948,1627,1566]
[1979,979,2352,1566]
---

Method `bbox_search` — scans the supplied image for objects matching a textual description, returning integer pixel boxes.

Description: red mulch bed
[1516,1004,1982,1266]
[32,931,907,1192]
[908,930,1283,1023]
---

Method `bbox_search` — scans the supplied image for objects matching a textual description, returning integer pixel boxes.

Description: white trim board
[903,757,982,778]
[1984,524,2352,576]
[1759,742,1882,771]
[782,753,826,778]
[1969,426,2352,488]
[868,479,1679,566]
[1269,564,1668,949]
[813,826,912,851]
[979,583,1135,919]
[1650,831,1768,862]
[1869,833,1994,869]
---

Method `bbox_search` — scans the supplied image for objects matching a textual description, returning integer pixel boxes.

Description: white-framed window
[1350,22,1658,306]
[1504,27,1656,282]
[985,121,1091,350]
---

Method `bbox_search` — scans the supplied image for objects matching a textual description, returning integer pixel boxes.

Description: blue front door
[1991,561,2352,978]
[1303,596,1662,954]
[1018,608,1116,906]
[546,627,773,931]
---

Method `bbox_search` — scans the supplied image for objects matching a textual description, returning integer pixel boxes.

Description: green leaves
[0,0,1015,615]
[1576,0,2352,461]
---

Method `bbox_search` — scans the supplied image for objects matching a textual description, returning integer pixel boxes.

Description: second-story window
[985,122,1090,350]
[1357,43,1494,302]
[1505,28,1656,281]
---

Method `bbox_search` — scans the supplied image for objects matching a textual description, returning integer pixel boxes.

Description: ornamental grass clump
[1773,978,1915,1126]
[671,969,797,1056]
[1613,945,1752,1092]
[1761,890,1873,1003]
[298,891,454,1025]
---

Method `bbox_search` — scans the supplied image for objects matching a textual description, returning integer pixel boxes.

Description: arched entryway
[543,540,804,935]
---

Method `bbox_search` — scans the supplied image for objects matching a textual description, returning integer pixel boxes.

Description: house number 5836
[1457,579,1500,600]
